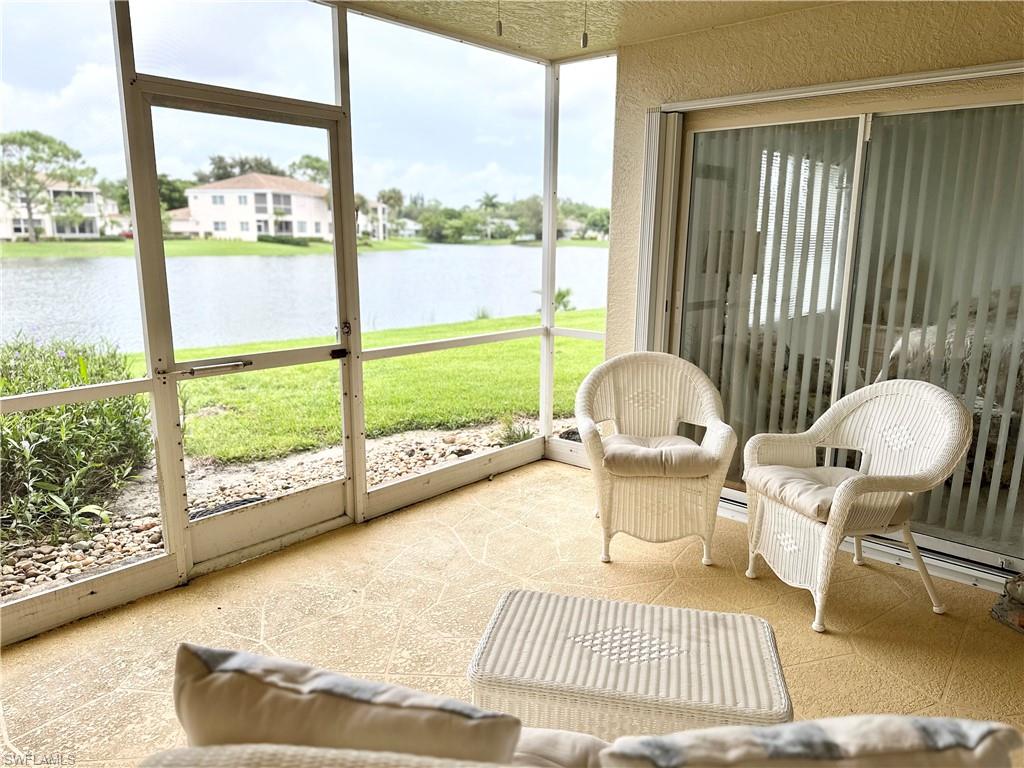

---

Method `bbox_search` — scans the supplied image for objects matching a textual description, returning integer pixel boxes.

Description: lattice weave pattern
[570,625,684,664]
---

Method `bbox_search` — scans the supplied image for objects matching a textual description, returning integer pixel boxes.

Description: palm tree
[478,192,500,239]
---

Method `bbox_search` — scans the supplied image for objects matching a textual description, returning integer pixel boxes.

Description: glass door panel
[679,118,860,481]
[150,109,338,361]
[846,104,1024,559]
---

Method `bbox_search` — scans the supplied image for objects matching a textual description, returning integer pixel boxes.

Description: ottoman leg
[701,538,713,567]
[601,530,612,563]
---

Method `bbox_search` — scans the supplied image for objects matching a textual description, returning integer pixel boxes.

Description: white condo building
[0,182,123,239]
[168,173,333,241]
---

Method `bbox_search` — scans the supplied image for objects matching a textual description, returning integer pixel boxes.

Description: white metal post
[332,7,369,522]
[110,1,192,579]
[540,63,559,438]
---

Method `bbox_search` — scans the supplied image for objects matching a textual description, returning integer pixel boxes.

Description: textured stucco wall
[606,1,1024,357]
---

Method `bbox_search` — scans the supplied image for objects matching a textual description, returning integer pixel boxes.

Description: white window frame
[240,221,250,232]
[237,194,248,205]
[296,220,307,233]
[213,220,227,231]
[211,194,225,205]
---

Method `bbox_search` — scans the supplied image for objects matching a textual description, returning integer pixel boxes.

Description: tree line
[1,131,609,243]
[354,188,610,244]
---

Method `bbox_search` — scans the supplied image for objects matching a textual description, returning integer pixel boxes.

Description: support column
[540,63,560,438]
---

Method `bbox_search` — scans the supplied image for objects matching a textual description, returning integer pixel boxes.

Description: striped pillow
[600,716,1022,767]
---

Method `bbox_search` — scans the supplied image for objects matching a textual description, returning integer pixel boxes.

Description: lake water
[1,243,607,352]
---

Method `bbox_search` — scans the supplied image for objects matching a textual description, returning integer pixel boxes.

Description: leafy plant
[495,415,535,447]
[534,286,576,312]
[0,339,152,548]
[474,306,491,320]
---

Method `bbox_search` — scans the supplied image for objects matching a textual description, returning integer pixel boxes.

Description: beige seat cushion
[745,465,863,522]
[602,434,717,478]
[513,727,607,767]
[174,644,521,764]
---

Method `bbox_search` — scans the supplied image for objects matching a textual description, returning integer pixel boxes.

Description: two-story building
[168,173,333,241]
[0,181,124,239]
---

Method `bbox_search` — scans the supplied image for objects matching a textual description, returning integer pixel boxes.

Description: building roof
[190,173,328,197]
[167,207,191,220]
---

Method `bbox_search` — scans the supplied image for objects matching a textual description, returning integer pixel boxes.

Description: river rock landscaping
[0,419,575,599]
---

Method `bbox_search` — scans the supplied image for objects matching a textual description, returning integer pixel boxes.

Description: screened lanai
[0,1,614,642]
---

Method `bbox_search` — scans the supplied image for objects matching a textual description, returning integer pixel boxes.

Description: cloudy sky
[1,1,615,208]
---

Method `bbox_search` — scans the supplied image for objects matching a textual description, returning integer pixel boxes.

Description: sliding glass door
[677,102,1023,565]
[679,118,859,482]
[847,104,1023,561]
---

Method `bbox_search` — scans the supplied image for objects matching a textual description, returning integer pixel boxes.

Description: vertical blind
[680,118,859,481]
[678,104,1023,559]
[847,104,1023,558]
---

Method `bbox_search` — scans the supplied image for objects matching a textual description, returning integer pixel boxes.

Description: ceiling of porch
[341,1,829,62]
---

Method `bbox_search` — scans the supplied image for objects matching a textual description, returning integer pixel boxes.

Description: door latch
[330,347,349,359]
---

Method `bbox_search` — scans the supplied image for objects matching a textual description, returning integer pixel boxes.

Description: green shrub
[495,415,535,447]
[257,234,309,246]
[0,339,152,547]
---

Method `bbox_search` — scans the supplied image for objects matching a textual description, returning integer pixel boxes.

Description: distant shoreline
[0,237,608,260]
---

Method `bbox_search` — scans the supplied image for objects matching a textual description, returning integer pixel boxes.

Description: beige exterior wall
[606,1,1024,357]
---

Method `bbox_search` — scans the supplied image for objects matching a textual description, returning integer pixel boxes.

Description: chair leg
[853,536,865,566]
[810,533,843,633]
[601,529,612,563]
[745,494,761,579]
[701,538,713,567]
[901,524,945,614]
[745,551,758,579]
[812,592,828,633]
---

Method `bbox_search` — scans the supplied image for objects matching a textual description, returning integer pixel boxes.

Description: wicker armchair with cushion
[575,352,736,565]
[743,379,973,632]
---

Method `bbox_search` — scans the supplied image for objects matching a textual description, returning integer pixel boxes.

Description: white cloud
[2,3,615,207]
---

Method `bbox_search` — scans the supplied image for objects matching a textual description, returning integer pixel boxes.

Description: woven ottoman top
[469,589,791,725]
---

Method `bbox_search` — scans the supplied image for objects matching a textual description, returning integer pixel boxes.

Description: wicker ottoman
[467,589,791,740]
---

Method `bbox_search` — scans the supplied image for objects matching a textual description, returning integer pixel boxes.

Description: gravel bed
[1,419,576,600]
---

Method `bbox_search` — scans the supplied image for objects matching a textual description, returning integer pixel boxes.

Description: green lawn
[131,310,606,462]
[0,237,609,260]
[0,237,425,259]
[439,238,608,248]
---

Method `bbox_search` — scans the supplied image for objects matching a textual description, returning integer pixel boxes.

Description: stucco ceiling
[340,1,830,63]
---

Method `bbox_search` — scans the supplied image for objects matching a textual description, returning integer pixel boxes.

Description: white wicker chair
[743,379,973,632]
[575,352,736,565]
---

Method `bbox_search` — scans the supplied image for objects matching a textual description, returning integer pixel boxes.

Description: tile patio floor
[2,461,1021,766]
